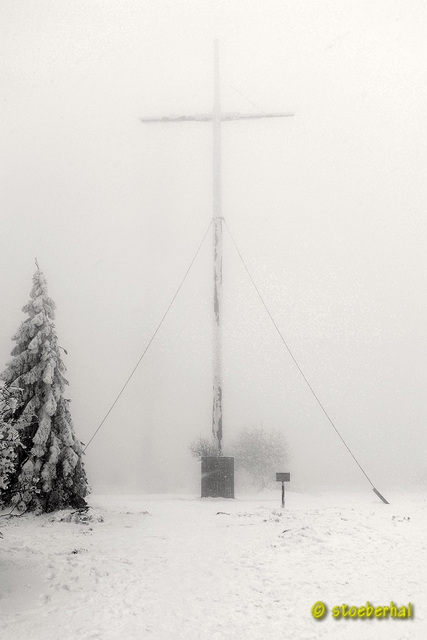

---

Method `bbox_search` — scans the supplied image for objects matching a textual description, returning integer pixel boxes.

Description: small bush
[189,436,219,460]
[230,427,288,490]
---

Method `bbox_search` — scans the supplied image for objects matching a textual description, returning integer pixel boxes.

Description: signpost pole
[276,472,290,509]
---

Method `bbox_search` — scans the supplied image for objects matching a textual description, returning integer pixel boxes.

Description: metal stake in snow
[141,40,293,455]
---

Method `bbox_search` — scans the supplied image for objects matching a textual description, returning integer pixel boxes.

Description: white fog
[2,1,426,495]
[2,2,427,639]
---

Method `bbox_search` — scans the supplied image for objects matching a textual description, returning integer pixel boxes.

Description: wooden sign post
[276,472,290,508]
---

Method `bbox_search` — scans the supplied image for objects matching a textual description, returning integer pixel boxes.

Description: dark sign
[276,472,290,482]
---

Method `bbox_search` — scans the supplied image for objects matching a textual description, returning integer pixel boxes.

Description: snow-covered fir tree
[0,384,21,495]
[0,266,89,513]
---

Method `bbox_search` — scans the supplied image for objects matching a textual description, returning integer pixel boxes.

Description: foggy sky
[1,0,427,493]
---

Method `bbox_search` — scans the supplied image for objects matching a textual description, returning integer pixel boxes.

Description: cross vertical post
[212,39,223,455]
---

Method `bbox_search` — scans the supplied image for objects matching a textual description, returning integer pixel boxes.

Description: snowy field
[1,490,426,640]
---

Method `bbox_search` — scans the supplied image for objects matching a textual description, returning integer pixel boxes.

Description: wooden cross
[141,41,293,455]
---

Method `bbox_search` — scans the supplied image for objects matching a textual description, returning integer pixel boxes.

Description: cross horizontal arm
[140,115,212,123]
[221,112,294,121]
[140,112,294,123]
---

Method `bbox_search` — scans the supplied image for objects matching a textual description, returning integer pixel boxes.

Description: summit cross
[141,40,294,455]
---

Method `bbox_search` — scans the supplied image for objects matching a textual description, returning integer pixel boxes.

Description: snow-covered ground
[1,490,426,640]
